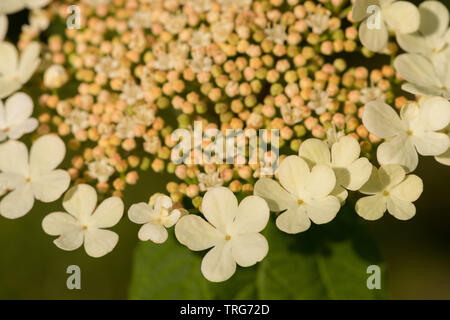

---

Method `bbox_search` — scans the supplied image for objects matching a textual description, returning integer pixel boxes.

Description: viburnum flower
[0,135,70,219]
[175,187,269,282]
[0,0,51,15]
[298,137,373,203]
[435,124,450,166]
[0,92,38,142]
[43,64,68,89]
[254,155,340,234]
[356,164,423,221]
[88,159,115,183]
[0,15,7,41]
[0,41,41,98]
[128,194,181,244]
[352,0,420,52]
[363,96,450,172]
[396,1,450,58]
[394,52,450,99]
[42,184,124,258]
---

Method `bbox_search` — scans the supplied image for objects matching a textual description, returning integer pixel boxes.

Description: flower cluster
[0,0,449,282]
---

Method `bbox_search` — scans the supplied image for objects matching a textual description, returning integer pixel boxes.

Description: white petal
[379,164,406,190]
[84,229,119,258]
[401,82,442,97]
[305,164,336,200]
[18,42,41,84]
[418,96,450,131]
[276,206,311,234]
[335,158,373,191]
[331,136,360,167]
[305,196,340,224]
[331,184,348,203]
[91,197,124,228]
[413,131,449,156]
[42,211,80,236]
[138,223,168,243]
[128,203,152,224]
[162,209,181,228]
[355,194,387,220]
[435,147,450,166]
[53,230,84,252]
[377,136,418,172]
[394,54,443,90]
[0,184,34,219]
[5,92,33,125]
[359,166,382,194]
[383,1,420,34]
[63,184,97,221]
[358,19,388,52]
[298,138,331,166]
[418,1,449,38]
[254,178,297,212]
[390,174,423,202]
[277,155,309,198]
[0,42,18,80]
[7,118,38,139]
[396,32,430,55]
[0,0,25,14]
[0,140,29,176]
[0,15,7,41]
[362,100,404,139]
[231,233,268,267]
[201,242,236,282]
[32,169,70,203]
[232,196,269,234]
[25,0,52,10]
[153,194,172,212]
[175,214,223,251]
[387,196,416,220]
[201,187,238,233]
[352,0,377,21]
[30,134,66,174]
[0,79,21,99]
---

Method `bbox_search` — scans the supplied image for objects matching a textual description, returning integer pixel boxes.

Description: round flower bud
[44,65,69,89]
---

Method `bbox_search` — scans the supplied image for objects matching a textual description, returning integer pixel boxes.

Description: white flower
[198,171,223,192]
[0,15,7,41]
[0,0,51,15]
[88,159,114,183]
[325,125,345,147]
[0,92,38,142]
[352,0,420,52]
[129,10,152,29]
[254,155,340,234]
[115,116,136,139]
[280,103,303,126]
[132,104,155,127]
[305,6,331,35]
[265,25,287,45]
[0,41,41,99]
[44,64,68,89]
[394,52,450,99]
[95,57,119,78]
[188,55,212,73]
[66,108,89,133]
[360,86,386,104]
[212,20,234,43]
[307,90,331,115]
[120,81,143,106]
[190,30,211,49]
[165,14,187,34]
[363,97,450,172]
[42,184,124,258]
[435,124,450,166]
[356,164,423,220]
[298,137,373,203]
[128,194,181,243]
[143,134,161,154]
[29,9,50,31]
[0,135,70,219]
[396,1,450,58]
[175,187,269,282]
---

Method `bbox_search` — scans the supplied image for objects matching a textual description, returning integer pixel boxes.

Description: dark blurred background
[0,1,449,299]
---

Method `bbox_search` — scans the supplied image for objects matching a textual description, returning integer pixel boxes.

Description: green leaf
[258,205,387,299]
[129,206,387,300]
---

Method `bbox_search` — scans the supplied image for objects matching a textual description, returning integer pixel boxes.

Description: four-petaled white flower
[254,155,340,234]
[0,135,70,219]
[352,0,420,52]
[394,52,450,100]
[298,137,373,203]
[42,184,124,257]
[356,164,423,220]
[0,41,41,99]
[198,171,223,192]
[129,194,181,243]
[363,96,450,172]
[0,0,51,15]
[396,1,450,58]
[0,92,38,142]
[88,158,114,183]
[175,187,269,282]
